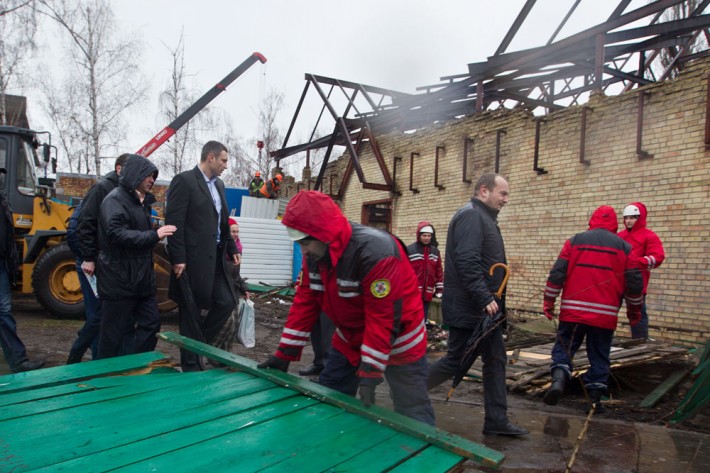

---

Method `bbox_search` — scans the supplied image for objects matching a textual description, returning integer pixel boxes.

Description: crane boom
[137,52,267,157]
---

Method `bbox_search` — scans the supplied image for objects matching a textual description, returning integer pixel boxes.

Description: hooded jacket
[97,155,160,301]
[407,221,443,302]
[275,191,426,380]
[545,206,644,330]
[618,202,665,294]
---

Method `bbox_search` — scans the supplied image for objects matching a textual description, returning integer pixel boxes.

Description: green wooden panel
[158,331,505,468]
[4,375,277,466]
[109,403,350,472]
[28,388,310,472]
[387,446,466,473]
[320,433,428,473]
[640,368,690,407]
[0,351,166,395]
[0,369,233,421]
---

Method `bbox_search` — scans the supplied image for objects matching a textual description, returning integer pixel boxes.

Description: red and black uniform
[276,196,426,380]
[407,221,444,303]
[544,206,644,392]
[617,202,665,295]
[545,206,644,330]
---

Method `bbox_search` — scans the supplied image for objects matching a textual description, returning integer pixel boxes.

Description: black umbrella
[446,263,510,402]
[178,272,205,344]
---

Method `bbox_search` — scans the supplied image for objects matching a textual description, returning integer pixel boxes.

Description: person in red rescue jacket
[618,202,665,340]
[257,191,434,425]
[542,205,643,413]
[407,221,443,318]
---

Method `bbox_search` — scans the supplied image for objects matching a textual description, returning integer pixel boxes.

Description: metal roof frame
[272,0,710,193]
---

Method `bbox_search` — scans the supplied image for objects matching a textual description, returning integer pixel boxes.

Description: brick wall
[56,173,170,218]
[301,57,710,345]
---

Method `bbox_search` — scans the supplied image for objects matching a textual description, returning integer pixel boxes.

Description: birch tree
[39,0,146,175]
[0,0,38,125]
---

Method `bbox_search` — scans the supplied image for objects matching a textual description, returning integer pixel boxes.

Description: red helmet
[255,171,261,177]
[275,174,283,181]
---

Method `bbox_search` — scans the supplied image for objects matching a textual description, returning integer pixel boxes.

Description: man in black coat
[427,173,528,437]
[67,153,128,363]
[96,155,176,359]
[165,141,239,371]
[0,190,44,373]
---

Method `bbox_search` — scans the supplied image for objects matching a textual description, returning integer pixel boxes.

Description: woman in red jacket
[407,221,443,319]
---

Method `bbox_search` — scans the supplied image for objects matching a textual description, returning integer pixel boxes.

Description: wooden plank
[30,388,310,472]
[158,331,504,468]
[304,433,428,473]
[0,351,167,394]
[113,404,362,472]
[388,445,466,472]
[639,368,691,408]
[6,375,279,469]
[0,369,232,422]
[0,381,96,408]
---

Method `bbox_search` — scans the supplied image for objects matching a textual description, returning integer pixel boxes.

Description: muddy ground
[4,293,708,436]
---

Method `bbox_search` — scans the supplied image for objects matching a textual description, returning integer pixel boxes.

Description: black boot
[586,389,607,414]
[543,368,567,406]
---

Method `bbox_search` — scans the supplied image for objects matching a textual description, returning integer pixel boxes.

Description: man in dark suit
[165,141,239,371]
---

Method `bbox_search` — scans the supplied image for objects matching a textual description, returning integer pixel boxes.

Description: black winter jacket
[0,192,19,284]
[442,198,507,329]
[77,170,120,262]
[96,156,159,301]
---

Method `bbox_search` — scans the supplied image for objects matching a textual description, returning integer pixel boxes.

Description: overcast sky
[32,0,643,168]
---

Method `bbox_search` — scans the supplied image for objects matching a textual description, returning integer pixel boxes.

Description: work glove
[543,297,556,320]
[627,305,642,327]
[257,355,290,372]
[358,377,382,408]
[435,292,443,299]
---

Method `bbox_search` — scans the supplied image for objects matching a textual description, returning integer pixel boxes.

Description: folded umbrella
[178,272,205,344]
[446,263,510,402]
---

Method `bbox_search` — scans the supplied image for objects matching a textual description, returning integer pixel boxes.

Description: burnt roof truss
[273,0,710,193]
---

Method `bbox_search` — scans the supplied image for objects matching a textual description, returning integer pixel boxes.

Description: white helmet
[623,204,641,217]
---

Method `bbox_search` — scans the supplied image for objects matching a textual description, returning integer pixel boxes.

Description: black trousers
[99,295,160,359]
[179,257,235,371]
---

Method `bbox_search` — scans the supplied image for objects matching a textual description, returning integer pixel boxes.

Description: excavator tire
[32,242,84,319]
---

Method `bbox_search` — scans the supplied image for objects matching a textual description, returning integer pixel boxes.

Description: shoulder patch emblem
[370,279,391,298]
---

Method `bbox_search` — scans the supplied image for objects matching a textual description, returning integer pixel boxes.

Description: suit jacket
[165,166,237,309]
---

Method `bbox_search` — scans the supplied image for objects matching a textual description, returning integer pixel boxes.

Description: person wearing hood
[407,221,444,318]
[542,205,644,413]
[257,191,434,426]
[618,202,665,340]
[96,154,176,359]
[427,173,528,436]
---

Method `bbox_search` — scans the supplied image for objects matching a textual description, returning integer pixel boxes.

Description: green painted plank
[114,405,368,472]
[0,381,97,408]
[319,433,429,473]
[0,351,167,394]
[640,368,690,407]
[4,373,272,459]
[258,422,411,472]
[158,331,504,468]
[387,445,466,473]
[26,387,309,472]
[0,369,233,422]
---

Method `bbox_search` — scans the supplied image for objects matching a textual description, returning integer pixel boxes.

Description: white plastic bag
[237,299,256,348]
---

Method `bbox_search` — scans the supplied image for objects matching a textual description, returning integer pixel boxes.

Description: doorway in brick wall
[361,199,392,232]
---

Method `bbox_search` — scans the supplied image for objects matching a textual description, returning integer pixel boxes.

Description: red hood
[626,201,648,231]
[416,220,437,244]
[588,205,618,233]
[281,191,351,265]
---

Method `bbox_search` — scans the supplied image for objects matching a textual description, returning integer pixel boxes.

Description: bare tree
[150,30,199,178]
[38,0,147,175]
[257,87,284,175]
[0,0,38,125]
